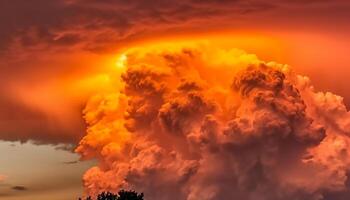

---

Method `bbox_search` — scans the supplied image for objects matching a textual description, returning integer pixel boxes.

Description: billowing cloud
[0,0,350,147]
[76,44,350,199]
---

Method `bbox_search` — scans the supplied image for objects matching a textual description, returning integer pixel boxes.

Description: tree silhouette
[118,190,144,200]
[97,192,118,200]
[79,190,144,200]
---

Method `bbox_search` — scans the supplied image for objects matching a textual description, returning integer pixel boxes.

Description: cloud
[1,0,349,54]
[62,160,79,165]
[0,176,28,194]
[76,44,350,199]
[0,0,269,53]
[0,0,349,147]
[11,186,28,191]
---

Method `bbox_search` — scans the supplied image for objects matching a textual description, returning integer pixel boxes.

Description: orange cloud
[0,34,285,146]
[1,0,350,148]
[76,43,350,199]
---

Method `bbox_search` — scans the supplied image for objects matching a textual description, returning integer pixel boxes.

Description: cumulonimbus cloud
[76,44,350,199]
[1,0,350,147]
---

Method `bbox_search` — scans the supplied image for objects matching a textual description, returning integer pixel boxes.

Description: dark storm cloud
[0,0,277,52]
[0,0,349,53]
[0,0,346,50]
[0,0,71,51]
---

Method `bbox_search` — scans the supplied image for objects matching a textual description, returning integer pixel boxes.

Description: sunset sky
[1,1,350,200]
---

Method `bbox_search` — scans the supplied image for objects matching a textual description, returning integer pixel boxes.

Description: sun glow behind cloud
[73,38,350,200]
[2,27,350,147]
[2,30,350,199]
[0,1,350,200]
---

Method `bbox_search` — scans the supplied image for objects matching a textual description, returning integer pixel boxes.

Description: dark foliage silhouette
[79,190,144,200]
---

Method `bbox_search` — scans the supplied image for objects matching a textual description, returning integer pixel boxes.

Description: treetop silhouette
[79,190,144,200]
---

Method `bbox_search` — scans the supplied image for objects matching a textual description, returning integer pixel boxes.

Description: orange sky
[2,30,349,145]
[0,0,350,199]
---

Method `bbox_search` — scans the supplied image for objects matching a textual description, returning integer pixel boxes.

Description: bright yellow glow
[115,54,127,69]
[8,32,288,136]
[113,31,289,69]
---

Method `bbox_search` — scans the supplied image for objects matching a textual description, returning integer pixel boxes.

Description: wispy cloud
[11,186,28,191]
[62,160,79,165]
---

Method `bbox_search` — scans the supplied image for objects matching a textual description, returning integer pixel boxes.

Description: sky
[1,0,350,199]
[0,142,94,200]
